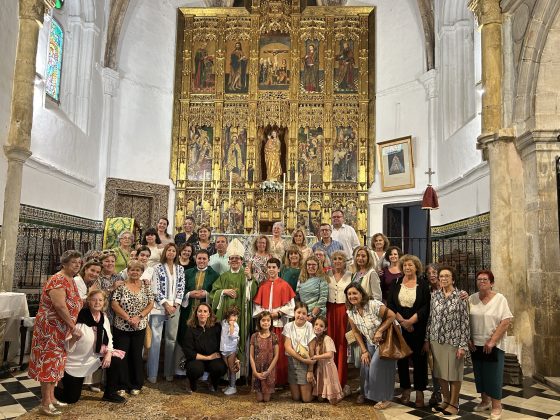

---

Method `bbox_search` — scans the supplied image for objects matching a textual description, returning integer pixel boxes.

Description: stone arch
[417,0,435,70]
[104,0,130,70]
[513,0,560,130]
[534,7,560,129]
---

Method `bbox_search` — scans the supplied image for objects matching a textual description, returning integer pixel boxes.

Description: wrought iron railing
[14,226,103,290]
[371,236,491,295]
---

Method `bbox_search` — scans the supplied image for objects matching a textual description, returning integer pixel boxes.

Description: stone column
[471,0,530,371]
[518,131,560,377]
[0,0,45,292]
[97,67,120,217]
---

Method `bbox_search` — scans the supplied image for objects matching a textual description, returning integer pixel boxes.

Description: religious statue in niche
[192,41,215,93]
[344,201,358,228]
[297,127,323,182]
[221,200,244,233]
[223,126,247,182]
[332,126,357,182]
[260,126,287,181]
[334,39,358,93]
[300,40,323,93]
[187,125,213,180]
[225,40,249,93]
[258,34,291,90]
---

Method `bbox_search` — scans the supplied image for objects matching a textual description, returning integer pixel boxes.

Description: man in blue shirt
[312,223,344,259]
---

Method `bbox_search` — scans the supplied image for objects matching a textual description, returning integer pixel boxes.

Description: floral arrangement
[260,180,283,192]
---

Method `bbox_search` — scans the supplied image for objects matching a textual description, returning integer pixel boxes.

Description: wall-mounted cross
[425,167,435,184]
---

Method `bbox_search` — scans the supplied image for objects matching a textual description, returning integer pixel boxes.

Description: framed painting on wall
[378,136,415,191]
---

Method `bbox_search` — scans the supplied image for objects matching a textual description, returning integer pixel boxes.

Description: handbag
[292,323,310,359]
[345,330,357,345]
[377,307,412,360]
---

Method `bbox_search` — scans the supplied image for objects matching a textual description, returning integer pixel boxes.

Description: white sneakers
[223,386,237,395]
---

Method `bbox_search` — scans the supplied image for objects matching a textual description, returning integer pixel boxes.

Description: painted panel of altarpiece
[223,126,247,182]
[225,40,250,93]
[297,127,323,183]
[332,126,358,182]
[300,40,324,93]
[191,40,216,93]
[188,126,213,181]
[258,34,291,90]
[334,39,358,93]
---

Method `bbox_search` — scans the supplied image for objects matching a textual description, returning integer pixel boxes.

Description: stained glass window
[45,18,64,102]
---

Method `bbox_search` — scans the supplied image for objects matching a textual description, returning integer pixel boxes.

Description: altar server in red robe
[253,257,295,386]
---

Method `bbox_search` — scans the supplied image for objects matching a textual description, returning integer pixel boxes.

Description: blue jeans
[147,312,180,379]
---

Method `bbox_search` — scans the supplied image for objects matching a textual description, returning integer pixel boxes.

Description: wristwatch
[138,313,145,320]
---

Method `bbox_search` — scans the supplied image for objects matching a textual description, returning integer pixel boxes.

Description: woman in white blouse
[326,251,352,393]
[147,243,185,383]
[468,270,513,420]
[54,290,125,404]
[345,283,397,409]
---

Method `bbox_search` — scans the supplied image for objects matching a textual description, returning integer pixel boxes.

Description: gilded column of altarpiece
[170,0,374,237]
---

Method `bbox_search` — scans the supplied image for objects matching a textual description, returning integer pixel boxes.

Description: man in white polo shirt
[330,209,360,261]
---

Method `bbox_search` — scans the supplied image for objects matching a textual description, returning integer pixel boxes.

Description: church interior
[1,0,560,418]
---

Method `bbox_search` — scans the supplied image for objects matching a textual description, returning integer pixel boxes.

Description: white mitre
[226,238,245,258]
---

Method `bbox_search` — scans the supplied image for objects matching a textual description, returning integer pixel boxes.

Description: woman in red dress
[28,250,84,416]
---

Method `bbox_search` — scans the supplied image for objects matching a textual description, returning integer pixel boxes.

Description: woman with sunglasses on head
[468,270,513,420]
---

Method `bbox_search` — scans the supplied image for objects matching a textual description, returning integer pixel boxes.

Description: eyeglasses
[228,257,241,261]
[101,250,116,256]
[477,278,491,283]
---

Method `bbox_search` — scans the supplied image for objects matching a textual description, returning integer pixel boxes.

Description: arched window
[45,18,64,102]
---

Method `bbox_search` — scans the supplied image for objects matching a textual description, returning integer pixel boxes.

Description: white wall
[0,1,107,222]
[0,1,20,222]
[22,2,107,220]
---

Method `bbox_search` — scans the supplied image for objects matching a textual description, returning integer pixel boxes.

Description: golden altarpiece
[170,0,375,237]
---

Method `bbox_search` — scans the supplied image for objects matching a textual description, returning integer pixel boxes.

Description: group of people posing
[28,212,512,420]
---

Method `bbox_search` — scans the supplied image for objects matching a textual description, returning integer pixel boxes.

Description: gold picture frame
[378,136,415,192]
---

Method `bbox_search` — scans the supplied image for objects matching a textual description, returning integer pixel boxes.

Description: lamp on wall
[422,168,439,263]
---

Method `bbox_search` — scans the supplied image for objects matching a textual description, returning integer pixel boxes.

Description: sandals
[441,404,459,416]
[374,401,392,410]
[473,401,492,412]
[432,402,449,413]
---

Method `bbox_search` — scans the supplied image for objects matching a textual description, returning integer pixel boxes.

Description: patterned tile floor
[1,368,559,419]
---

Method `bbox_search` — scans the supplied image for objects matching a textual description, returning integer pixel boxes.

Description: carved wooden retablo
[170,0,374,237]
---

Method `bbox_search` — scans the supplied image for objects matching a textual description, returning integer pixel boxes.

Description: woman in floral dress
[29,250,84,417]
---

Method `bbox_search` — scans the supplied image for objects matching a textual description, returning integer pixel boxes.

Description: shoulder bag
[377,306,412,360]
